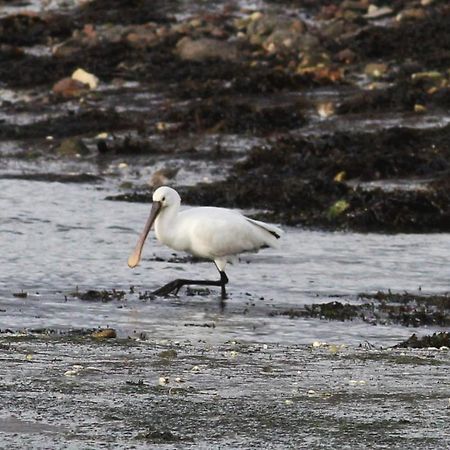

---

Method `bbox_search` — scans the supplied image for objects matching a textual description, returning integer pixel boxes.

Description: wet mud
[0,330,449,448]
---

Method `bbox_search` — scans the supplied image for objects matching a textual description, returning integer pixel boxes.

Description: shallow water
[1,178,448,347]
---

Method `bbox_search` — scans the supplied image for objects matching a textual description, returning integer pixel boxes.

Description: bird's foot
[152,279,184,297]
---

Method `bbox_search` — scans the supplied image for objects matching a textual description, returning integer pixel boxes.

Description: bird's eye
[162,196,166,202]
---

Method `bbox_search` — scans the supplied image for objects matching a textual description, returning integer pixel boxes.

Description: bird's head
[127,186,181,268]
[152,186,181,209]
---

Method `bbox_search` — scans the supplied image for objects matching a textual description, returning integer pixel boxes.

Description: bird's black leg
[152,268,229,300]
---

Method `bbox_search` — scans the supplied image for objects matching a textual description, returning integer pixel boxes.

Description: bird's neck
[154,203,179,246]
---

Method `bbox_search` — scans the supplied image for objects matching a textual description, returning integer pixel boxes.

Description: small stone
[56,138,89,157]
[72,68,99,89]
[364,5,394,19]
[91,328,117,339]
[336,48,357,64]
[175,37,238,62]
[52,77,88,98]
[327,200,350,219]
[317,102,335,119]
[158,349,178,359]
[396,8,427,22]
[149,167,179,188]
[414,104,427,113]
[364,63,388,78]
[126,25,158,48]
[158,376,169,386]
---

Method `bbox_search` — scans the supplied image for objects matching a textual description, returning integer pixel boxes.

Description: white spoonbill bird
[128,186,283,299]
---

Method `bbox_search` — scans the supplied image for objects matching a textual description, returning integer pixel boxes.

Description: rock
[335,48,357,64]
[414,104,427,113]
[317,102,335,118]
[175,37,238,62]
[364,5,394,19]
[71,68,99,89]
[364,63,388,78]
[320,19,348,40]
[246,14,278,45]
[56,138,89,157]
[126,24,159,48]
[411,71,445,88]
[396,8,427,22]
[52,77,89,98]
[149,167,179,188]
[91,328,116,339]
[52,39,80,58]
[327,199,350,219]
[341,0,369,12]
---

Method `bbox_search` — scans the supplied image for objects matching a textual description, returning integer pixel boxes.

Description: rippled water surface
[1,179,448,346]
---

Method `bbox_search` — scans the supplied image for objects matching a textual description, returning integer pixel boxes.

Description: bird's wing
[178,207,277,258]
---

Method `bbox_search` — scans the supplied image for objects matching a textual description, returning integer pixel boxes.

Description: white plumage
[128,186,283,298]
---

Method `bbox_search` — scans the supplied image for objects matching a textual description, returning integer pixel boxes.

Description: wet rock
[175,37,238,62]
[364,5,394,20]
[341,1,369,12]
[335,48,357,64]
[158,349,177,359]
[56,138,90,157]
[346,13,450,70]
[125,24,160,49]
[12,291,27,298]
[52,77,89,98]
[138,429,181,443]
[165,98,306,134]
[396,8,427,22]
[262,21,306,55]
[394,332,450,348]
[364,62,388,78]
[71,68,99,89]
[241,12,308,57]
[0,13,71,46]
[91,328,117,339]
[73,289,126,302]
[149,167,179,188]
[327,199,350,219]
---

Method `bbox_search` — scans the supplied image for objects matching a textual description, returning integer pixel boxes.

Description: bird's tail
[246,218,284,247]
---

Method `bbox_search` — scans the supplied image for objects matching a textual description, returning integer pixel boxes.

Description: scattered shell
[158,376,169,386]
